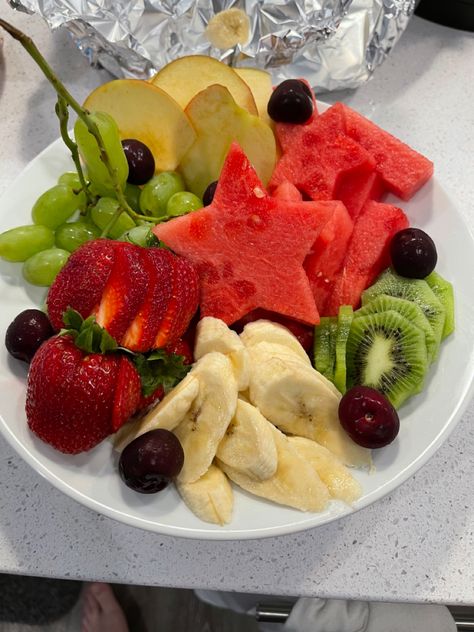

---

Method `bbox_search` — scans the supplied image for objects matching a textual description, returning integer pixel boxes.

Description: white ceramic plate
[1,123,474,540]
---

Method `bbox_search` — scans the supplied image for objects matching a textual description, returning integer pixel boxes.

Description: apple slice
[180,84,277,198]
[83,79,196,172]
[235,68,273,127]
[150,55,258,115]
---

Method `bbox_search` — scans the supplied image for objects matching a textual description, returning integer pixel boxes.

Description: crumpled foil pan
[9,0,415,91]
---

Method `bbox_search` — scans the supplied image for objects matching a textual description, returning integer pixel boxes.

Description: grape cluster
[0,111,204,287]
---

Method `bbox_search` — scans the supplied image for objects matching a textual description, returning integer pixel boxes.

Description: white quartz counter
[0,7,473,604]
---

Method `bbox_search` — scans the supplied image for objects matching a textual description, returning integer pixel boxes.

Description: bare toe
[81,583,128,632]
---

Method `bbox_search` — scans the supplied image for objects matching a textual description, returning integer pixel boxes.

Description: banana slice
[175,352,238,483]
[216,399,278,481]
[205,8,250,50]
[240,319,311,366]
[219,425,330,512]
[113,372,199,452]
[176,464,233,525]
[194,317,249,390]
[288,436,362,504]
[247,350,371,468]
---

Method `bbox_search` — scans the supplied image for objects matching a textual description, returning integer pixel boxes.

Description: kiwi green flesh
[354,294,436,365]
[425,271,455,339]
[333,305,353,394]
[313,317,337,382]
[346,310,428,409]
[361,268,445,361]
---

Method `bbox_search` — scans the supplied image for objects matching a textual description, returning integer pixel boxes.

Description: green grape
[57,172,81,190]
[167,191,203,218]
[125,183,142,212]
[55,221,100,252]
[0,224,55,262]
[74,111,128,197]
[120,224,155,247]
[90,197,135,239]
[23,248,70,286]
[139,172,184,217]
[32,184,85,229]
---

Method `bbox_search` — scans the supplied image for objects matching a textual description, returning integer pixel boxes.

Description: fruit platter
[0,20,473,539]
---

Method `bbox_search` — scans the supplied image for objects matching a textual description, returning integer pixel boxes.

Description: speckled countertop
[0,7,473,605]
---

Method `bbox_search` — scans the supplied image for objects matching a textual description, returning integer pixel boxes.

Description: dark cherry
[267,79,314,124]
[338,385,400,449]
[5,309,54,363]
[121,139,155,185]
[203,180,218,206]
[119,429,184,494]
[390,228,437,279]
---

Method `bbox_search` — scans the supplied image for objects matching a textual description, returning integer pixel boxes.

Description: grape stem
[0,19,153,230]
[55,97,93,208]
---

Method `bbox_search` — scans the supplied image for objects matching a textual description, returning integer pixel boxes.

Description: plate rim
[1,126,474,540]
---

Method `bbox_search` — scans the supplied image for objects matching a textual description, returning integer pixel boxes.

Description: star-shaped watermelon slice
[154,143,333,326]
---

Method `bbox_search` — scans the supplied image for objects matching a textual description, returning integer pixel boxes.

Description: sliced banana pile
[116,317,371,525]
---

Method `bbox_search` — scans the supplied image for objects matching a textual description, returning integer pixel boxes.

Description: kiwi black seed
[313,316,337,382]
[354,294,436,365]
[346,310,428,409]
[361,268,446,360]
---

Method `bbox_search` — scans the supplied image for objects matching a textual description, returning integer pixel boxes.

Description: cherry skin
[390,227,437,279]
[119,429,184,493]
[5,309,54,363]
[338,385,400,449]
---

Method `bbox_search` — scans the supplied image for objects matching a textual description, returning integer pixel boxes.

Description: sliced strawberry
[165,338,194,365]
[96,243,149,342]
[137,385,164,413]
[154,255,200,348]
[121,248,175,352]
[47,239,116,331]
[112,356,142,431]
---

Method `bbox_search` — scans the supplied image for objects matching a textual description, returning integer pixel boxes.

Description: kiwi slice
[346,310,428,409]
[313,317,337,382]
[361,268,446,360]
[333,305,353,394]
[425,271,455,339]
[354,294,436,364]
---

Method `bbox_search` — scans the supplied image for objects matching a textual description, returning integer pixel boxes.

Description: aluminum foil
[9,0,415,91]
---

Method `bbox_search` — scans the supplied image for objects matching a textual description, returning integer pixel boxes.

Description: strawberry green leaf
[133,349,190,397]
[62,308,84,331]
[60,309,119,354]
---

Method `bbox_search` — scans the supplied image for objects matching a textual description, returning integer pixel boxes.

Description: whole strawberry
[26,335,140,454]
[25,310,191,454]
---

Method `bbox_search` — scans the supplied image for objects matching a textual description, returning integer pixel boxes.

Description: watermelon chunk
[335,171,385,220]
[272,181,303,202]
[340,104,433,200]
[304,201,354,312]
[155,143,333,326]
[324,201,409,315]
[269,104,376,201]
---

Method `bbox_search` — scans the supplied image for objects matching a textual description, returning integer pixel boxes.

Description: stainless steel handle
[255,603,474,630]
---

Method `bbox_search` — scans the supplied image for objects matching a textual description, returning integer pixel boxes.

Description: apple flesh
[150,55,258,116]
[179,84,277,199]
[83,79,196,172]
[235,68,273,127]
